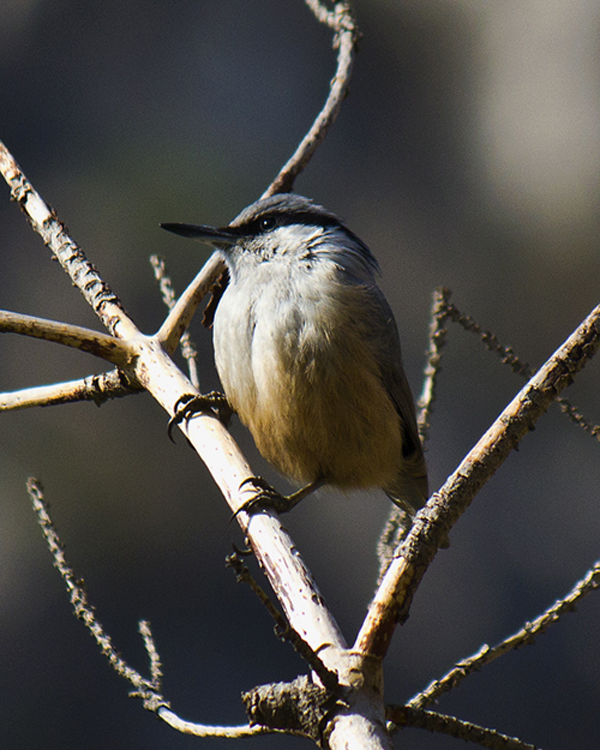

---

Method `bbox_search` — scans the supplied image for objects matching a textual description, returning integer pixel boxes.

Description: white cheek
[271,224,324,255]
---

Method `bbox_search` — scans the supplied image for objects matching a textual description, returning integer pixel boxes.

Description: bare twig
[355,300,600,658]
[26,477,158,694]
[150,254,200,387]
[27,477,283,738]
[555,397,600,439]
[408,559,600,710]
[157,707,275,738]
[386,705,542,750]
[444,301,532,377]
[138,620,163,688]
[417,287,453,443]
[0,369,140,411]
[443,296,600,441]
[263,1,360,197]
[226,549,339,692]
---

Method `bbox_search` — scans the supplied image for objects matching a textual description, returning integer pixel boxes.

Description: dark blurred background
[1,1,599,748]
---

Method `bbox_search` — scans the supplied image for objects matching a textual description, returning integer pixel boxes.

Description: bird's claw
[168,391,232,442]
[233,476,322,519]
[233,476,296,518]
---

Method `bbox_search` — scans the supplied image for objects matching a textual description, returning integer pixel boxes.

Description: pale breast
[214,266,404,490]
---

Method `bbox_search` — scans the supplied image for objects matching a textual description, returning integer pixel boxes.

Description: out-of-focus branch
[355,300,600,659]
[26,478,274,739]
[407,559,600,710]
[150,254,200,387]
[442,294,600,441]
[417,287,452,443]
[0,369,140,411]
[263,1,360,197]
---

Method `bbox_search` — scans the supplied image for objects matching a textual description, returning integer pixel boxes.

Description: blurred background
[1,0,599,748]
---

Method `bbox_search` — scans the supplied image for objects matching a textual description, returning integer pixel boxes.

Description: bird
[161,193,428,520]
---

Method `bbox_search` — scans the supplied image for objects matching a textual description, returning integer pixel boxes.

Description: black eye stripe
[227,211,340,236]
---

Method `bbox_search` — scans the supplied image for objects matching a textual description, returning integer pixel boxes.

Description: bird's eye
[259,216,277,231]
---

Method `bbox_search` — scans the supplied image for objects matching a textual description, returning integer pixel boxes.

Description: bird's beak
[160,222,238,246]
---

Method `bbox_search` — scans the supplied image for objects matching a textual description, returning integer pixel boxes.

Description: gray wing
[370,287,429,515]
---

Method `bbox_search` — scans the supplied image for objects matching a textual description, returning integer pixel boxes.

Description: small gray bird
[162,193,428,518]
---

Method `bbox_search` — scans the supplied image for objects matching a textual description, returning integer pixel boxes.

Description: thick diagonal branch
[356,301,600,658]
[0,142,138,340]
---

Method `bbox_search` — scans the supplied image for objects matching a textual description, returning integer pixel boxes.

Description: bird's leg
[234,476,324,517]
[168,391,233,442]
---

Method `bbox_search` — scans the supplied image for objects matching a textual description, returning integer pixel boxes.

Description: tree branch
[150,254,200,387]
[386,705,543,750]
[0,142,135,339]
[0,369,140,411]
[0,310,133,365]
[26,478,158,694]
[407,559,600,710]
[26,478,280,739]
[157,707,276,738]
[154,250,226,353]
[417,286,452,443]
[355,300,600,658]
[263,1,360,197]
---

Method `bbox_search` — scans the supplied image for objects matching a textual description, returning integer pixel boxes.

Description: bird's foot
[234,476,322,518]
[168,391,232,442]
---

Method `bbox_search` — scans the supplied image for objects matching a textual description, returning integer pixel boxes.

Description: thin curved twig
[157,708,276,738]
[155,250,226,353]
[263,1,360,197]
